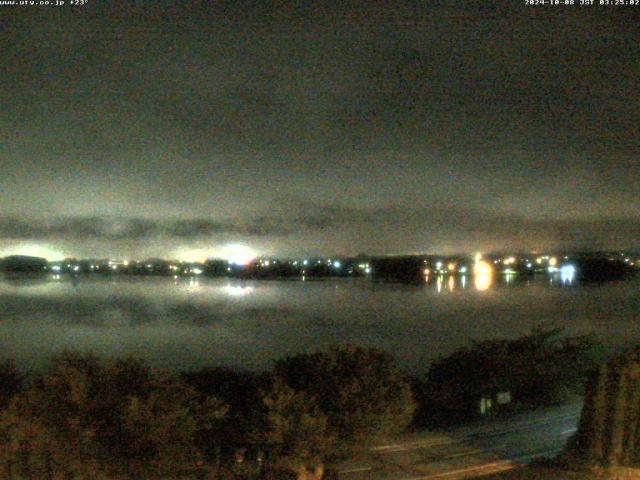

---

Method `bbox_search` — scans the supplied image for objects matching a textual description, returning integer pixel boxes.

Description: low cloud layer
[1,199,638,257]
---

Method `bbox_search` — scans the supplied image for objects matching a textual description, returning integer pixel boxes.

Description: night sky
[1,1,639,260]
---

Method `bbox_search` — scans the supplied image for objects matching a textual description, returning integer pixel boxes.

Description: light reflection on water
[0,274,639,373]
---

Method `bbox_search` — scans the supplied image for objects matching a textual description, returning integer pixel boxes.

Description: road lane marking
[373,413,580,454]
[338,466,373,474]
[402,448,560,480]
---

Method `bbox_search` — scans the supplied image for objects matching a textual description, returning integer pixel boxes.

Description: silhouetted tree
[273,345,416,450]
[0,352,226,479]
[258,380,333,478]
[0,360,22,410]
[415,327,600,425]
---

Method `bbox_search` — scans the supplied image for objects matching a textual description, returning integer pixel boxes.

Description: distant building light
[435,261,443,269]
[459,266,468,274]
[51,265,61,272]
[303,260,308,266]
[73,266,80,272]
[333,261,341,269]
[549,257,558,267]
[364,267,371,274]
[192,268,203,275]
[447,263,456,272]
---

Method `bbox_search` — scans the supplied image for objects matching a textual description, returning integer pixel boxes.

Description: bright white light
[51,265,61,272]
[436,261,443,269]
[219,244,256,266]
[192,267,203,275]
[0,243,66,261]
[459,266,468,274]
[548,266,558,273]
[303,260,308,266]
[364,267,371,274]
[560,264,576,284]
[73,266,80,272]
[333,261,341,269]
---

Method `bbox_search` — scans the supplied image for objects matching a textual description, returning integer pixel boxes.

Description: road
[335,403,582,480]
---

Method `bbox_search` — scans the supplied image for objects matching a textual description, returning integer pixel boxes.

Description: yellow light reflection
[473,259,494,291]
[447,275,455,292]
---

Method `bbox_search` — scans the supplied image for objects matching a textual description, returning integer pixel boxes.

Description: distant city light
[504,256,516,265]
[447,262,456,272]
[549,257,558,267]
[219,244,257,266]
[560,264,576,284]
[459,266,468,274]
[333,261,341,268]
[364,267,371,274]
[191,267,203,275]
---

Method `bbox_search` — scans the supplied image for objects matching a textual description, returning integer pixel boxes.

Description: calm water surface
[1,274,639,373]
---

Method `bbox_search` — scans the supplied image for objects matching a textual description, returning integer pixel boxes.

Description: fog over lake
[1,275,639,373]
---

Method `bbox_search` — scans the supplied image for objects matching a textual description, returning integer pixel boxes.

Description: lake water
[1,274,639,373]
